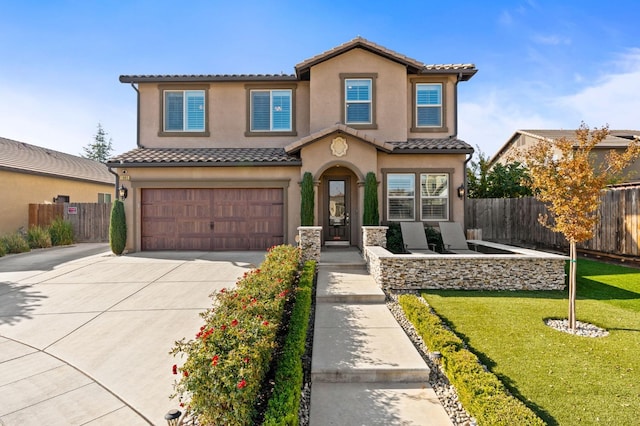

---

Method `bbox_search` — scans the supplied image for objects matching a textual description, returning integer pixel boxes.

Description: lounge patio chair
[400,222,437,254]
[438,222,477,254]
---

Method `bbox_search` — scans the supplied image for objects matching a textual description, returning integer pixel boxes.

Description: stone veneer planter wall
[363,244,567,291]
[298,226,322,263]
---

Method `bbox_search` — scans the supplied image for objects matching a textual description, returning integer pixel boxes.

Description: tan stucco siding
[0,169,114,235]
[114,166,301,252]
[137,81,310,149]
[309,48,408,141]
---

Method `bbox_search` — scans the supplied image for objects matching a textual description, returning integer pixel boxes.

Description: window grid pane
[272,90,291,130]
[416,83,442,127]
[165,92,184,131]
[251,89,291,131]
[420,173,448,221]
[388,174,415,221]
[164,90,205,132]
[251,91,270,130]
[346,79,372,124]
[185,91,205,131]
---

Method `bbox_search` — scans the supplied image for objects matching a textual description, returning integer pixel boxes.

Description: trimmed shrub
[300,172,315,226]
[425,226,445,253]
[27,225,52,249]
[0,242,5,257]
[171,245,301,425]
[109,200,127,255]
[385,222,406,254]
[263,260,316,426]
[0,232,30,254]
[363,172,380,226]
[49,217,74,246]
[399,294,544,426]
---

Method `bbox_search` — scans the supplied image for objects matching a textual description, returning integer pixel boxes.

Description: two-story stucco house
[107,37,476,252]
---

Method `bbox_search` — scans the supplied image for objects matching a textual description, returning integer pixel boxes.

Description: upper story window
[251,89,292,132]
[341,73,377,129]
[345,79,371,124]
[164,90,205,132]
[411,80,447,133]
[416,83,442,127]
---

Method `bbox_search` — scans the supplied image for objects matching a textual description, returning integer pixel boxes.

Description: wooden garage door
[141,188,284,251]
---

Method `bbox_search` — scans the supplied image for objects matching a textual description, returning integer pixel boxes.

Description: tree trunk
[568,241,577,330]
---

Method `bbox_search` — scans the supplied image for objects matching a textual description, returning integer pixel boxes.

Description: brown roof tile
[0,137,115,184]
[388,138,474,153]
[107,147,301,166]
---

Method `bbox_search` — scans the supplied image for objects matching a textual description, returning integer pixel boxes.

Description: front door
[324,178,350,245]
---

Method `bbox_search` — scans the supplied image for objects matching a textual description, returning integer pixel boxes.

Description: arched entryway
[318,166,361,246]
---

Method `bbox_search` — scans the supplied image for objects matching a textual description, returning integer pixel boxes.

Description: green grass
[421,259,640,426]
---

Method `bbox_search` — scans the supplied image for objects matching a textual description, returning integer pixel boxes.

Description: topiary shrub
[48,217,75,246]
[109,200,127,255]
[363,172,380,226]
[0,232,30,254]
[300,172,315,226]
[27,225,52,249]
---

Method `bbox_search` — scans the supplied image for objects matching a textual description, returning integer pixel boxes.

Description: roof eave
[392,148,474,155]
[119,75,298,84]
[107,161,302,168]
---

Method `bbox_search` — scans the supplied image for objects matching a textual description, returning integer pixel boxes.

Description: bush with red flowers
[170,245,301,425]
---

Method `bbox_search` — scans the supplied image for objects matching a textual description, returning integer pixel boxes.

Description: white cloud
[555,50,640,130]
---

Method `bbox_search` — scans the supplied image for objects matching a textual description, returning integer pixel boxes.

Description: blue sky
[1,0,639,158]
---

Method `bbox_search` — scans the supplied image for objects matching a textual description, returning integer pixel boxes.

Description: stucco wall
[0,169,114,235]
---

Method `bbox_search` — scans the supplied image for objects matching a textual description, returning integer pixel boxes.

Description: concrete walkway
[0,246,265,425]
[309,248,452,425]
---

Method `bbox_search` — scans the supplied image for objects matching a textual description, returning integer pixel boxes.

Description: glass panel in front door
[328,179,349,241]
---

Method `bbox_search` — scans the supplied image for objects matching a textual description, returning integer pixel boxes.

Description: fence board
[28,203,112,243]
[465,186,640,257]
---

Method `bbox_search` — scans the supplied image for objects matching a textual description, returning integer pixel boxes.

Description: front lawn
[421,259,640,425]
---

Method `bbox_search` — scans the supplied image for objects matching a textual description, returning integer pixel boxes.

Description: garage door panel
[142,188,283,251]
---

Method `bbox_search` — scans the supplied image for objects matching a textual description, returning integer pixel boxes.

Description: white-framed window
[387,173,415,220]
[416,83,442,127]
[420,173,449,220]
[250,89,292,131]
[345,78,372,124]
[98,193,112,204]
[163,90,205,132]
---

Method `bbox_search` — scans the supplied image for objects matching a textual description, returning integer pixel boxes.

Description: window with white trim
[345,79,372,124]
[420,173,449,220]
[387,174,415,220]
[250,89,292,131]
[416,83,442,127]
[164,90,205,132]
[98,193,112,204]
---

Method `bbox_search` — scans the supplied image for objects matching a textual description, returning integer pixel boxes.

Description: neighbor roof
[120,37,477,84]
[0,137,115,184]
[490,129,640,165]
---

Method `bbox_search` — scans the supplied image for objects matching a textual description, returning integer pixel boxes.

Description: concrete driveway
[0,244,265,425]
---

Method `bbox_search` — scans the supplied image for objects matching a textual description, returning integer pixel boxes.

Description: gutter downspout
[452,72,462,138]
[130,82,141,148]
[107,165,120,200]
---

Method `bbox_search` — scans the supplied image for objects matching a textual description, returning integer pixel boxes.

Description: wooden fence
[465,186,640,257]
[29,203,112,243]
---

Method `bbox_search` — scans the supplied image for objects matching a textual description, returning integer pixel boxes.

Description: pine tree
[81,123,114,162]
[363,172,380,225]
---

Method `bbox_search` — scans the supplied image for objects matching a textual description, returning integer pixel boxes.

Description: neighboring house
[491,129,640,182]
[107,37,477,252]
[0,137,115,235]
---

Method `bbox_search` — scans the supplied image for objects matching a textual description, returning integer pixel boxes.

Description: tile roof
[107,147,301,166]
[119,74,297,83]
[0,137,115,184]
[285,124,394,154]
[295,37,477,80]
[388,138,474,153]
[519,129,640,147]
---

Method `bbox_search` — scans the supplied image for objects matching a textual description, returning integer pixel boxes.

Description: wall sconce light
[457,184,466,199]
[164,409,181,426]
[119,184,128,200]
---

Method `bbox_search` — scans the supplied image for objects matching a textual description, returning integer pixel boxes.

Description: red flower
[221,325,227,331]
[183,370,189,377]
[237,379,247,389]
[172,364,178,375]
[220,288,226,293]
[231,319,239,327]
[243,357,250,364]
[262,321,269,326]
[212,355,219,366]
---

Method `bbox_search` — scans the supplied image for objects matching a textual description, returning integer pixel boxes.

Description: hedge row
[170,245,301,425]
[398,294,544,426]
[262,260,316,426]
[0,219,75,257]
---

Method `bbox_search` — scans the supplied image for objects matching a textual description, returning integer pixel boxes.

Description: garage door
[141,188,284,251]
